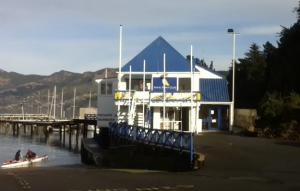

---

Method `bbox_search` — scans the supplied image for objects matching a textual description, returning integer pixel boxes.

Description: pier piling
[30,125,33,136]
[69,125,72,150]
[13,123,15,136]
[63,125,66,147]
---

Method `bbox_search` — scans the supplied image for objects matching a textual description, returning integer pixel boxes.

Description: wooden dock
[0,118,98,150]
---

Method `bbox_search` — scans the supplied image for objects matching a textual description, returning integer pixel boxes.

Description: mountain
[0,68,118,117]
[0,68,228,117]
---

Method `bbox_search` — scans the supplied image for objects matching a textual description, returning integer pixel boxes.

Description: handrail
[108,122,195,165]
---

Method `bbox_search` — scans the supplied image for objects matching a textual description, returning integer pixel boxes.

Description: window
[100,82,106,94]
[107,82,112,94]
[126,79,151,91]
[178,78,191,91]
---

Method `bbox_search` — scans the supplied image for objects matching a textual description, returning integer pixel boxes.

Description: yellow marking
[151,188,159,190]
[109,169,167,173]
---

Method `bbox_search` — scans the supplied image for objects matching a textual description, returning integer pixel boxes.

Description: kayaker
[14,150,22,161]
[25,149,36,159]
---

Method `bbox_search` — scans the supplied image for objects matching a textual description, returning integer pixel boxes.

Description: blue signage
[152,77,177,93]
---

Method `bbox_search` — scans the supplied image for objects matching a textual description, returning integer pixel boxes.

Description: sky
[0,0,299,75]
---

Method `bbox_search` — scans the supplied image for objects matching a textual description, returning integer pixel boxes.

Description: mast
[47,89,50,115]
[53,86,56,120]
[73,88,76,119]
[60,89,64,119]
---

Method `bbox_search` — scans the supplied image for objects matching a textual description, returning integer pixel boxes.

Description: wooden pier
[0,119,97,150]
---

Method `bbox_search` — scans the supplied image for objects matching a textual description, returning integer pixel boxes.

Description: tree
[227,43,266,108]
[200,59,208,68]
[209,61,214,71]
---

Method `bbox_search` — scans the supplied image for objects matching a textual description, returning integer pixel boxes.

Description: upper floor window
[100,81,113,95]
[126,79,151,91]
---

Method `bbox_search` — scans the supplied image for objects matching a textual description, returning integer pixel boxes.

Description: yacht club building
[96,36,232,132]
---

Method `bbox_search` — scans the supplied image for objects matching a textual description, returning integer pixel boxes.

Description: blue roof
[122,36,197,72]
[200,79,230,102]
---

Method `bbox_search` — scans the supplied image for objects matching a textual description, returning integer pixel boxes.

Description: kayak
[1,155,48,168]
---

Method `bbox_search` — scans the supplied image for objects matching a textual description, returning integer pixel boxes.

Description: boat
[1,155,48,168]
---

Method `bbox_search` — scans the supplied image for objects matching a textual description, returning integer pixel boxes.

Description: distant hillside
[0,68,118,117]
[0,68,229,117]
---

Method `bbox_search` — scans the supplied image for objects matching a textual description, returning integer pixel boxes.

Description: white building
[96,36,232,132]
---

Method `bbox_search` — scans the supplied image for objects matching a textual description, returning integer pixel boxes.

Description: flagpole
[163,53,166,130]
[128,65,132,125]
[143,60,146,127]
[190,45,193,132]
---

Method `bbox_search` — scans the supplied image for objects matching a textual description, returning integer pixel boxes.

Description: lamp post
[228,29,240,131]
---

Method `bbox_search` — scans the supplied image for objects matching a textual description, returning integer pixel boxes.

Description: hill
[0,68,227,117]
[0,68,118,117]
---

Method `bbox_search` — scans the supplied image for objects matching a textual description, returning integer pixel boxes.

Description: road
[1,132,300,191]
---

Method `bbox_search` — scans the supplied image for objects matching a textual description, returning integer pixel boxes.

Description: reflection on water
[0,124,95,168]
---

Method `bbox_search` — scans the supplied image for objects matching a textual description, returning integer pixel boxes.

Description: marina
[0,122,95,169]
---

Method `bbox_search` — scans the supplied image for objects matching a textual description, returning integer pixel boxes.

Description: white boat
[1,155,48,168]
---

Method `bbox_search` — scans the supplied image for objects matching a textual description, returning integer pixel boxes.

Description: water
[0,124,95,168]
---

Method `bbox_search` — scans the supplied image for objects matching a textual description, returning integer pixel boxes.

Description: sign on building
[97,114,117,122]
[84,114,97,120]
[152,77,177,93]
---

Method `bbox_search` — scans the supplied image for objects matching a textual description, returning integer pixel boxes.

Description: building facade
[96,36,232,132]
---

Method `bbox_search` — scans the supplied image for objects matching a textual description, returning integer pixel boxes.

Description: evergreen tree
[209,61,214,71]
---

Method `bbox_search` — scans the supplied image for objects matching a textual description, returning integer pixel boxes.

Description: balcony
[114,90,201,106]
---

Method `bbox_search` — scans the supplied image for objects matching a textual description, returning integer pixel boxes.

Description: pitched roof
[122,36,196,72]
[192,58,226,78]
[200,79,230,102]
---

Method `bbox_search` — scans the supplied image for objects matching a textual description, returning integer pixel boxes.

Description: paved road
[193,132,300,190]
[1,132,300,191]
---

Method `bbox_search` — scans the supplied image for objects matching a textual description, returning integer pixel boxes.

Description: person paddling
[25,149,36,160]
[14,150,22,161]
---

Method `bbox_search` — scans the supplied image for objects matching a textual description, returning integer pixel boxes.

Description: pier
[0,117,97,151]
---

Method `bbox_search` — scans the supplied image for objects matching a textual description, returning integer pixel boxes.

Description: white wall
[96,78,118,128]
[195,66,223,79]
[153,107,160,129]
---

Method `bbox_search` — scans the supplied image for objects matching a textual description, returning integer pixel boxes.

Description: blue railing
[108,122,195,165]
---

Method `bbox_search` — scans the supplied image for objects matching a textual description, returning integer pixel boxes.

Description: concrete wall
[234,109,257,129]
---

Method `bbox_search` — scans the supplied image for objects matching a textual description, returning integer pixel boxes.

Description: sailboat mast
[61,89,64,119]
[73,88,76,119]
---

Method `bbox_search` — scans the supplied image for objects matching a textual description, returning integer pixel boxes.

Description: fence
[108,122,195,165]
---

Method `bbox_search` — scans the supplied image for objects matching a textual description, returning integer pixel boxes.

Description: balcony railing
[151,91,200,102]
[114,90,201,102]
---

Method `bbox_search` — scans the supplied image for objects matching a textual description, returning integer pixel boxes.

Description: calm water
[0,124,95,169]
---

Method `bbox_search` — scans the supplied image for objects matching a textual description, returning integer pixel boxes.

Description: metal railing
[109,122,195,165]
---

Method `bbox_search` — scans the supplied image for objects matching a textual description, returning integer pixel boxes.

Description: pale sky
[0,0,298,75]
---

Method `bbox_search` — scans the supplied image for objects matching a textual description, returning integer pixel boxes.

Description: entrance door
[200,107,221,131]
[209,108,219,130]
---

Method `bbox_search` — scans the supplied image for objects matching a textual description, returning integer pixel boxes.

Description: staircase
[128,92,136,125]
